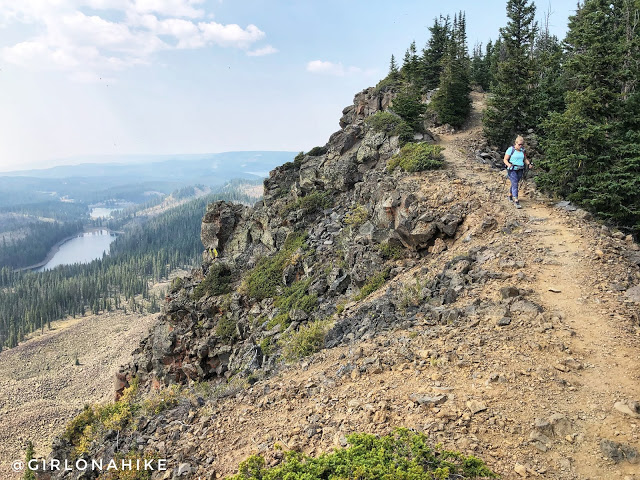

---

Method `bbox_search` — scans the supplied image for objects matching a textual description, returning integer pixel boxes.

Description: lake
[37,229,117,271]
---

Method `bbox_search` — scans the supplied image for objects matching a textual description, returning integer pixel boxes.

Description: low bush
[354,268,390,301]
[142,385,181,415]
[259,337,275,357]
[169,276,184,293]
[379,242,405,260]
[293,151,304,166]
[344,204,369,227]
[280,320,328,361]
[266,312,289,330]
[229,428,495,479]
[365,111,414,145]
[388,143,445,173]
[215,314,237,342]
[374,74,402,92]
[243,233,306,301]
[63,379,140,457]
[275,279,318,314]
[193,263,232,300]
[282,191,332,216]
[307,146,328,156]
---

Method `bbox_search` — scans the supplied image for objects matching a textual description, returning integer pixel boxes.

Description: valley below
[0,310,158,474]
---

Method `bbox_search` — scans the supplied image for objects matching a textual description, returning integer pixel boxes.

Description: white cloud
[307,60,348,76]
[0,0,267,79]
[131,0,205,19]
[247,45,277,57]
[306,60,376,77]
[198,21,264,48]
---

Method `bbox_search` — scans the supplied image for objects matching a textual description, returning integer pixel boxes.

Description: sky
[0,0,579,172]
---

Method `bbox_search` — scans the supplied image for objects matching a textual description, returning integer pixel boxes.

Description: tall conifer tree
[531,13,565,128]
[539,0,640,231]
[431,12,472,127]
[483,0,537,149]
[421,16,450,90]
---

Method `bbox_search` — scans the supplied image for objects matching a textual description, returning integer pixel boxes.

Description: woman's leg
[508,170,520,200]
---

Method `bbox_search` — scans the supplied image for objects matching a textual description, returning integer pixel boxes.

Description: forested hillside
[378,0,639,234]
[0,220,84,269]
[0,189,256,351]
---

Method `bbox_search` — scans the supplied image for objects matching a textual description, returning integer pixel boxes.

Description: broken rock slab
[614,401,640,419]
[466,400,487,415]
[409,393,448,406]
[600,439,639,464]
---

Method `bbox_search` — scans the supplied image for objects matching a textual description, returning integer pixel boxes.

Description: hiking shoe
[514,201,522,209]
[508,195,513,202]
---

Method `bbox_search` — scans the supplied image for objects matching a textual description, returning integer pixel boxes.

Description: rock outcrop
[109,87,452,398]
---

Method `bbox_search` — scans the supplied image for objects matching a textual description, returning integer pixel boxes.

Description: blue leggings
[508,169,524,199]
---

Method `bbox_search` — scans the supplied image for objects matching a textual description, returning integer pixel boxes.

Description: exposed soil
[0,311,158,477]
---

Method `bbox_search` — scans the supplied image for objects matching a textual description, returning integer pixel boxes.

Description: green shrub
[193,263,232,300]
[266,312,290,330]
[259,337,274,357]
[365,111,414,145]
[282,191,332,216]
[354,268,390,301]
[63,379,141,457]
[170,276,184,293]
[293,151,304,167]
[375,74,402,92]
[388,143,445,172]
[379,242,405,260]
[307,146,328,156]
[229,428,495,479]
[142,385,181,415]
[344,204,369,227]
[391,89,427,132]
[280,320,328,361]
[215,314,237,342]
[63,405,96,447]
[275,279,318,314]
[243,232,306,301]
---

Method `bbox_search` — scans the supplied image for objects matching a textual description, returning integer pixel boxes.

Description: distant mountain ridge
[2,151,297,180]
[0,151,297,207]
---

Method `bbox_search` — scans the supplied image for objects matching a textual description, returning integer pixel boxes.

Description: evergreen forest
[379,0,640,234]
[0,189,255,351]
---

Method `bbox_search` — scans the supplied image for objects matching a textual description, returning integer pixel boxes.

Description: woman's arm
[503,148,512,168]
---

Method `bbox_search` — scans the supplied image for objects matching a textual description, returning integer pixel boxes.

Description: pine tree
[431,11,472,127]
[471,41,494,92]
[421,16,450,90]
[483,0,537,149]
[539,0,640,231]
[402,41,420,85]
[531,10,566,128]
[389,54,400,81]
[390,87,427,132]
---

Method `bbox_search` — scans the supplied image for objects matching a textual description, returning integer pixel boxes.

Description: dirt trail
[438,91,640,478]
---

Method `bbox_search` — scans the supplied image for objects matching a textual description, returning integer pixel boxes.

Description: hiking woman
[503,135,532,209]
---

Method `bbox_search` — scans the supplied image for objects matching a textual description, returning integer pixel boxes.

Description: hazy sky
[0,0,578,172]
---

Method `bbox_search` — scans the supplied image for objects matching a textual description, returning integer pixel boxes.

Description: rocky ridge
[37,89,640,480]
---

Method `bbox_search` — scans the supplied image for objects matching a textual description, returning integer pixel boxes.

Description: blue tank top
[506,146,525,168]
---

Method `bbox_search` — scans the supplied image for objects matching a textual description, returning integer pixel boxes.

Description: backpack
[505,145,526,170]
